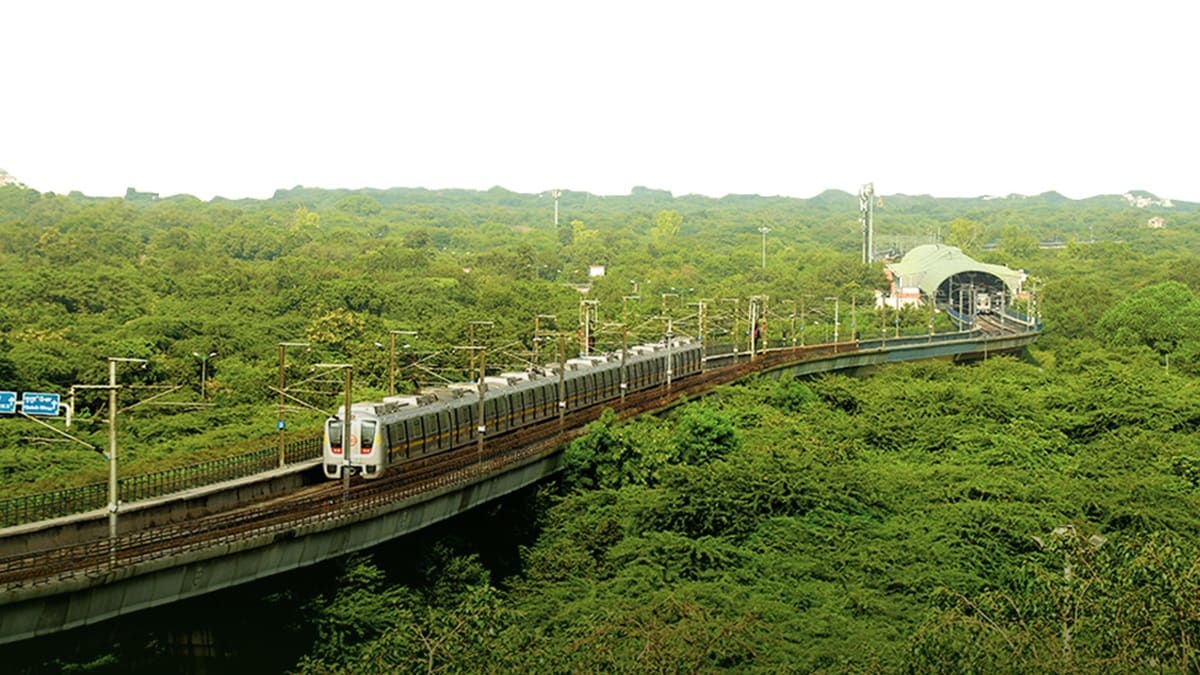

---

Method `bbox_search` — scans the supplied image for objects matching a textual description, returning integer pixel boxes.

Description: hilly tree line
[5,183,1200,670]
[0,183,1197,489]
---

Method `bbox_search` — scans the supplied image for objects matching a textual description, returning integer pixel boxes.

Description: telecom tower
[860,182,875,264]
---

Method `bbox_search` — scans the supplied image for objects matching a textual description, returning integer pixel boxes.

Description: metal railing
[0,422,564,590]
[1,322,1042,530]
[0,435,322,528]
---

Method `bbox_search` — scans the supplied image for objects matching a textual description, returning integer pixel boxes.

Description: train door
[435,410,449,450]
[513,390,527,426]
[410,417,429,454]
[532,383,548,421]
[396,417,415,458]
[603,367,617,400]
[566,377,579,410]
[459,404,476,445]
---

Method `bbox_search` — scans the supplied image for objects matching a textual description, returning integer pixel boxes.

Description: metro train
[323,337,704,479]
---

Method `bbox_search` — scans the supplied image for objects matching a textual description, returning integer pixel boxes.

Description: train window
[535,387,545,418]
[434,412,445,450]
[327,418,343,454]
[424,412,436,450]
[405,418,422,454]
[489,393,504,429]
[457,405,471,443]
[514,391,526,425]
[500,392,514,430]
[389,421,406,458]
[360,421,376,454]
[497,394,510,432]
[458,405,474,443]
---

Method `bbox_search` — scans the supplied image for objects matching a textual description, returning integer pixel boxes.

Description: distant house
[0,168,23,187]
[1148,216,1167,229]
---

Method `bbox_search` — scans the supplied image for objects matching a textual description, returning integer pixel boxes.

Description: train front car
[322,403,386,479]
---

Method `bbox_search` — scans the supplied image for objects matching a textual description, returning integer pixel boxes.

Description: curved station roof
[886,244,1026,299]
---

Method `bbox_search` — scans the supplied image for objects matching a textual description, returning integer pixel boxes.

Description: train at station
[323,337,704,479]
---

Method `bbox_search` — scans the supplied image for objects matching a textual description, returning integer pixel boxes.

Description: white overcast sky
[4,1,1198,201]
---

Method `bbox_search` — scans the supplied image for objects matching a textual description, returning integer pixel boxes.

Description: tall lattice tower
[860,182,875,263]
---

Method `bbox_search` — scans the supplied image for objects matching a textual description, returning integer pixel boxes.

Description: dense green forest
[4,183,1200,671]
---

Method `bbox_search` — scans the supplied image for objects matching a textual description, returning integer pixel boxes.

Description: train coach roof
[347,337,699,421]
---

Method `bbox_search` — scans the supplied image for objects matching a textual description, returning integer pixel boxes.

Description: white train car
[323,337,702,479]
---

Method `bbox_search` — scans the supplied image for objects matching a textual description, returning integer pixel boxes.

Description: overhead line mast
[860,182,875,264]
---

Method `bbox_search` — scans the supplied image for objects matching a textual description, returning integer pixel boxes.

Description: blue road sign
[0,392,15,414]
[21,392,60,416]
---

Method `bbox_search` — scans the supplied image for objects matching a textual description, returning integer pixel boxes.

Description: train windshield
[360,420,376,454]
[327,418,344,453]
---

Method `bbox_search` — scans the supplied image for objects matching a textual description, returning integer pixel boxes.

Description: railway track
[0,348,809,589]
[0,338,968,590]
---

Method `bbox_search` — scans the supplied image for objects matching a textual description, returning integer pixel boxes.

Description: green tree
[1097,280,1200,357]
[562,409,637,490]
[333,194,383,216]
[651,209,683,244]
[671,404,739,464]
[945,217,986,253]
[997,223,1039,259]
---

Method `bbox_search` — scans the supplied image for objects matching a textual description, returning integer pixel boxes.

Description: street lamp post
[664,317,675,390]
[786,299,798,347]
[748,295,768,359]
[660,292,680,321]
[850,297,857,345]
[476,347,486,462]
[824,296,840,351]
[689,299,710,345]
[388,330,417,397]
[278,341,310,467]
[721,298,739,354]
[602,322,631,402]
[533,315,556,368]
[758,225,770,269]
[192,351,216,399]
[468,321,494,381]
[557,333,567,427]
[107,356,147,546]
[579,301,598,356]
[799,295,810,346]
[622,295,640,328]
